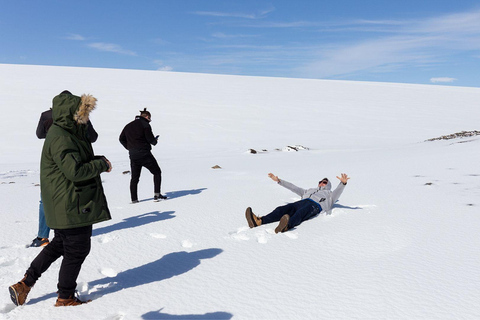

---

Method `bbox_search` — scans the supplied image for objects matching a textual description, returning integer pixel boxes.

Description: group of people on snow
[9,90,349,307]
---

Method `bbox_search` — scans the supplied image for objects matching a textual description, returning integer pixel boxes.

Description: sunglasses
[319,180,328,185]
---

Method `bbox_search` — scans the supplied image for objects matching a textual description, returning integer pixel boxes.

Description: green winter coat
[40,92,111,229]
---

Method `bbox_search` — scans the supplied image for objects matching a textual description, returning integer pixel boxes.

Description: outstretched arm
[331,173,349,205]
[268,173,280,182]
[336,173,350,185]
[269,173,305,196]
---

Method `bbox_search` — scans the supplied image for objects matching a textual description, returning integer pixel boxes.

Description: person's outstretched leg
[261,202,299,225]
[25,231,65,286]
[288,200,321,229]
[10,230,65,306]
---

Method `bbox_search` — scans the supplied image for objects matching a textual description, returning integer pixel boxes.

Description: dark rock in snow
[426,130,480,141]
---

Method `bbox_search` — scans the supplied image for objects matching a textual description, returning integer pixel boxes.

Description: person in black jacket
[30,90,98,248]
[119,108,166,203]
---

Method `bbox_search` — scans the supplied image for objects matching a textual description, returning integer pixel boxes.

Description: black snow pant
[24,225,92,299]
[261,199,322,229]
[129,151,162,201]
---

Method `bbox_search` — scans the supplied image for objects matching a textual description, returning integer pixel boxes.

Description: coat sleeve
[331,182,346,205]
[119,128,128,149]
[278,179,306,197]
[36,112,51,139]
[144,124,158,146]
[51,136,108,182]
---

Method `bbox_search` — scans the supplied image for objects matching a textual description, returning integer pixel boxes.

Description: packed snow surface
[0,64,479,319]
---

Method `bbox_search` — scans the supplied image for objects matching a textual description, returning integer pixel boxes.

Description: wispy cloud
[295,9,480,78]
[430,77,457,83]
[236,18,409,30]
[153,60,173,71]
[152,38,170,45]
[88,42,137,56]
[157,66,173,71]
[211,32,259,39]
[64,33,87,41]
[192,7,274,20]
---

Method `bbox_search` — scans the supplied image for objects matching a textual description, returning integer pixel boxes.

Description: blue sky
[1,0,480,87]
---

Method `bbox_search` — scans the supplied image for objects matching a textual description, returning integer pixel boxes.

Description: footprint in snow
[103,313,126,320]
[231,233,249,241]
[0,257,17,267]
[100,268,118,278]
[256,233,268,244]
[182,240,194,248]
[77,282,91,295]
[229,227,250,241]
[284,232,298,239]
[0,303,16,314]
[97,234,118,244]
[150,233,167,239]
[264,228,298,240]
[83,281,116,296]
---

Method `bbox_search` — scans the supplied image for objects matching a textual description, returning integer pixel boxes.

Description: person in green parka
[9,91,112,307]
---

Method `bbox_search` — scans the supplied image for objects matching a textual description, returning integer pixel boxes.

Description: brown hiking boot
[55,295,91,307]
[9,276,32,306]
[275,214,290,233]
[245,207,262,228]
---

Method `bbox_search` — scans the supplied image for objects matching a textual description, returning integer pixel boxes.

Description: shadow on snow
[165,188,207,200]
[87,248,223,298]
[28,248,223,305]
[142,309,232,319]
[137,188,207,202]
[92,211,175,237]
[332,203,364,210]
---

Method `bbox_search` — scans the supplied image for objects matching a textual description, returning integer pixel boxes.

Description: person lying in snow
[245,173,350,233]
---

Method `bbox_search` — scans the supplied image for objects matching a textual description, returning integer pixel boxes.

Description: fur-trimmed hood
[75,94,97,124]
[52,92,97,134]
[41,92,110,229]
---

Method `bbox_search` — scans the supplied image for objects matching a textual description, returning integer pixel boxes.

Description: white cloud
[194,11,257,19]
[88,43,137,56]
[65,33,86,41]
[211,32,258,39]
[157,66,173,71]
[430,77,457,83]
[153,60,173,71]
[296,9,480,78]
[193,7,274,20]
[152,38,169,45]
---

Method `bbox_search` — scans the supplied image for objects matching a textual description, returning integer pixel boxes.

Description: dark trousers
[129,152,162,201]
[262,199,322,229]
[24,226,92,299]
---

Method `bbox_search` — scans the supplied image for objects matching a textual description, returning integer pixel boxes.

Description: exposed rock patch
[426,131,480,141]
[248,145,309,154]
